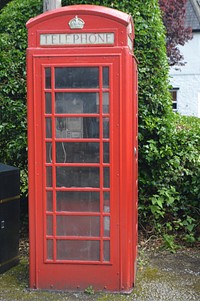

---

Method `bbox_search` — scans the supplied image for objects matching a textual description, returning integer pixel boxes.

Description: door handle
[1,220,5,229]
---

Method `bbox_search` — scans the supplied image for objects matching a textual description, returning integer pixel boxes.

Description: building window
[170,88,179,112]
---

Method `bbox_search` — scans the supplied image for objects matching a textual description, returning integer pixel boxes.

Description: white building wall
[170,32,200,117]
[198,92,200,117]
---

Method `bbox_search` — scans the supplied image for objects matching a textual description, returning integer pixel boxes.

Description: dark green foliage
[0,0,199,242]
[0,0,12,10]
[140,114,200,242]
[0,0,42,194]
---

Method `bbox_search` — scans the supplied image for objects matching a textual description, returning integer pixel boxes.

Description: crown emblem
[69,16,85,29]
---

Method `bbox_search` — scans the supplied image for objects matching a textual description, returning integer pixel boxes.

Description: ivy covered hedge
[0,0,42,194]
[0,0,199,243]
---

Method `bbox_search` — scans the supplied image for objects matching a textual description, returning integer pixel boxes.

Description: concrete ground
[0,245,199,301]
[132,249,200,301]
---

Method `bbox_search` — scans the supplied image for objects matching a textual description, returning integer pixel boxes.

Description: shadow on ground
[0,244,200,301]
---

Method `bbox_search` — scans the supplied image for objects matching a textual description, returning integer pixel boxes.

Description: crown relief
[69,16,85,29]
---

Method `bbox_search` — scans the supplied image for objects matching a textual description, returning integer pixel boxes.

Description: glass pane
[46,118,52,138]
[103,192,110,213]
[56,216,100,236]
[103,142,109,163]
[47,215,53,235]
[56,142,99,163]
[104,167,110,188]
[46,166,52,187]
[103,92,109,113]
[57,191,100,212]
[103,67,109,88]
[173,102,177,110]
[46,191,53,211]
[45,68,51,89]
[56,240,100,261]
[55,67,99,88]
[104,216,110,237]
[46,142,52,163]
[55,92,99,114]
[103,118,109,138]
[45,93,52,113]
[56,117,99,139]
[47,240,53,260]
[56,167,99,188]
[103,241,110,261]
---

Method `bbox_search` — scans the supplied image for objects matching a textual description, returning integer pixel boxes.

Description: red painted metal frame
[43,63,112,265]
[26,5,138,293]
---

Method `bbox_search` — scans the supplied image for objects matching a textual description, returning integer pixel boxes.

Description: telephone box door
[31,56,120,290]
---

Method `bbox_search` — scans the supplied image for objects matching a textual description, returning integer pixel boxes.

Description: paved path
[0,249,199,300]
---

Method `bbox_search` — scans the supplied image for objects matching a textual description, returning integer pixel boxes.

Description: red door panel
[32,56,120,291]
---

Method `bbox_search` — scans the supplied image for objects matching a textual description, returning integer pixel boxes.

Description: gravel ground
[131,249,200,301]
[0,240,199,301]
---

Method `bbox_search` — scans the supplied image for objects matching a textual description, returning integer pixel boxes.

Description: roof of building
[186,0,200,31]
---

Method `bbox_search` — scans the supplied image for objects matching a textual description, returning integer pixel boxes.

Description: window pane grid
[44,65,111,263]
[99,66,105,263]
[46,212,110,216]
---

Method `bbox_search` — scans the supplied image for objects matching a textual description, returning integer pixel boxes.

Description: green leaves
[0,0,42,196]
[149,186,179,220]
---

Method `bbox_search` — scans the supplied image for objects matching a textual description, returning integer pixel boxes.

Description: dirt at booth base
[0,246,199,301]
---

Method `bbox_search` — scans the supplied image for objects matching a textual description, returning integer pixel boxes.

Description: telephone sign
[26,5,138,293]
[40,32,115,45]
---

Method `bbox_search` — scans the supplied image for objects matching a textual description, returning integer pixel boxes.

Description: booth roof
[26,4,133,29]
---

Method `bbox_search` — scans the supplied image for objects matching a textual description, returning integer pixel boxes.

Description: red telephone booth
[26,5,138,293]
